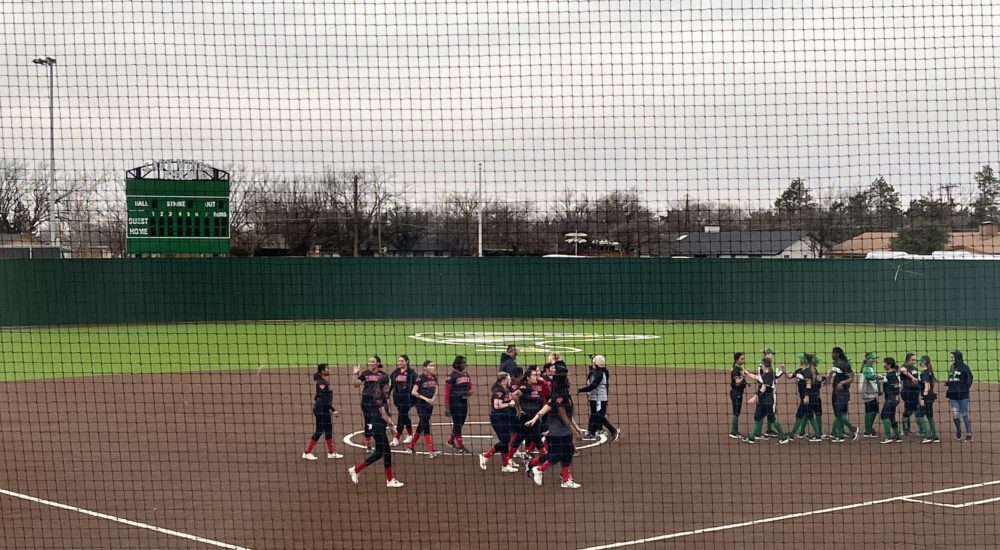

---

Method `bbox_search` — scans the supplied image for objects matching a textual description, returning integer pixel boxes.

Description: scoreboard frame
[125,162,231,255]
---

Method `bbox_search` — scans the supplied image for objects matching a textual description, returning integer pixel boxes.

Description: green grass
[1,319,997,382]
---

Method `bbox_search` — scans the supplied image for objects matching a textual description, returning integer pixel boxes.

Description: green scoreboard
[125,161,231,255]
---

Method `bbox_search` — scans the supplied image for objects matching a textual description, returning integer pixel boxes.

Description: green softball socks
[881,419,894,441]
[810,415,823,437]
[842,416,857,434]
[730,415,741,436]
[749,419,764,440]
[831,416,843,438]
[864,411,878,435]
[789,418,804,437]
[915,416,928,437]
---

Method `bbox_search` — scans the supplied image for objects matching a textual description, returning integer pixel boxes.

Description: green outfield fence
[4,2,1000,549]
[1,258,999,328]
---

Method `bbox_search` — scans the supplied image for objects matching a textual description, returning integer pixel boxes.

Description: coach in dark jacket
[499,345,519,376]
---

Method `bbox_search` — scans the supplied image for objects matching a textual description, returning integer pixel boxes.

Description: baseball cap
[762,347,776,355]
[592,355,606,367]
[865,352,878,361]
[797,353,807,363]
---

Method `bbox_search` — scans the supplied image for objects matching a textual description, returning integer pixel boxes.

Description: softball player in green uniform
[860,352,881,437]
[917,355,940,443]
[743,359,790,444]
[878,357,902,443]
[828,347,858,442]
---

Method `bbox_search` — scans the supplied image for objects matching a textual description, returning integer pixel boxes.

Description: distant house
[0,233,62,259]
[671,229,820,258]
[828,223,1000,258]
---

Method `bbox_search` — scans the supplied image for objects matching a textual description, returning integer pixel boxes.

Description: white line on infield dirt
[0,488,251,550]
[578,479,1000,549]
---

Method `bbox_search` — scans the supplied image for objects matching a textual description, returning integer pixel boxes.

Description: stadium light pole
[32,56,58,248]
[477,162,484,257]
[565,232,587,256]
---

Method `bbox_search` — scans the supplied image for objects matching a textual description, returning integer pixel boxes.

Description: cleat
[581,433,598,441]
[301,452,318,461]
[880,439,893,444]
[390,438,400,447]
[455,446,471,455]
[863,433,878,438]
[514,451,527,459]
[502,464,519,473]
[796,433,809,439]
[830,437,845,443]
[741,436,756,444]
[728,433,741,439]
[561,479,582,489]
[893,437,903,442]
[852,430,860,442]
[821,434,831,440]
[611,430,621,442]
[447,440,458,449]
[809,436,823,442]
[327,452,344,459]
[348,467,359,485]
[965,435,973,443]
[531,467,544,486]
[399,448,414,455]
[403,435,414,444]
[428,451,443,459]
[777,437,791,445]
[478,454,488,471]
[386,479,405,488]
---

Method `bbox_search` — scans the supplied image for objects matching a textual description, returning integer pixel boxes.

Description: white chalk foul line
[578,479,1000,550]
[0,488,251,550]
[342,420,609,456]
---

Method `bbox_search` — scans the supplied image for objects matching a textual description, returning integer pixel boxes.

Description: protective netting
[1,2,998,549]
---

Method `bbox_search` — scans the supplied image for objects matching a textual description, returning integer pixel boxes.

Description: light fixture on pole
[564,232,588,256]
[32,56,57,248]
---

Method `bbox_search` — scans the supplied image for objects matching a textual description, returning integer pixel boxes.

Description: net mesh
[1,2,999,549]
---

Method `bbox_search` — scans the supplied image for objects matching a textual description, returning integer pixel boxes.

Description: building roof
[829,225,1000,257]
[827,232,896,258]
[672,230,810,256]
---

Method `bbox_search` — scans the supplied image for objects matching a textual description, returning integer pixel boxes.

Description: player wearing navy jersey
[802,354,825,441]
[348,390,403,488]
[389,354,417,447]
[445,355,474,454]
[728,352,748,438]
[878,357,903,444]
[353,355,389,451]
[742,358,790,444]
[302,364,343,460]
[509,367,546,461]
[917,355,940,443]
[788,354,811,439]
[899,353,922,437]
[405,360,442,458]
[478,372,520,473]
[828,347,858,442]
[525,367,585,488]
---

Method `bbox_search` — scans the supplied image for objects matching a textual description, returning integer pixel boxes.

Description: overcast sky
[1,0,997,212]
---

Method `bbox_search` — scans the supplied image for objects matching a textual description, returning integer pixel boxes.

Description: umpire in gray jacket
[579,354,620,441]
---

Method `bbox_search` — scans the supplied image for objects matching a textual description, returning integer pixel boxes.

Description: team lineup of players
[303,347,620,489]
[729,347,975,444]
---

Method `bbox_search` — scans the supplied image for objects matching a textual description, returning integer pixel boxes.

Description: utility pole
[477,163,484,257]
